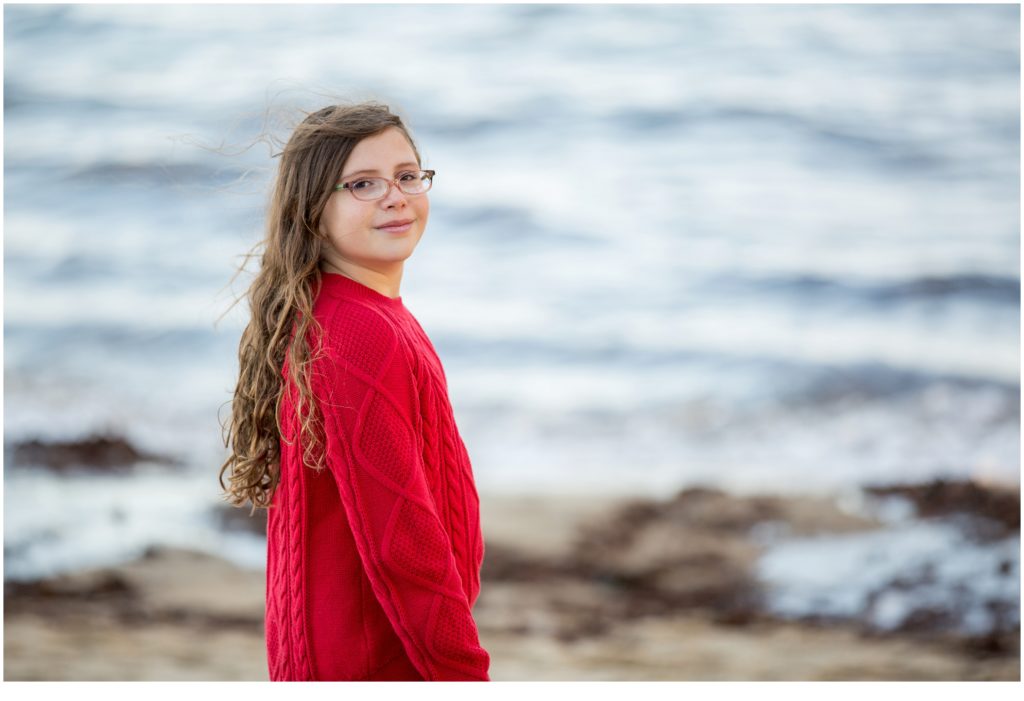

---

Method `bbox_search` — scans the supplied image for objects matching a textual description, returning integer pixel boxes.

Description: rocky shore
[4,477,1019,680]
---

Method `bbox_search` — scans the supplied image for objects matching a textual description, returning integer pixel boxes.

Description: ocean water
[3,4,1019,580]
[756,514,1020,636]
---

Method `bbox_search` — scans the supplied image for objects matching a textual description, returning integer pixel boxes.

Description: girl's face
[318,127,429,275]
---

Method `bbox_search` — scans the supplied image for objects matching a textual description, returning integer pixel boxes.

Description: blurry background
[3,3,1020,681]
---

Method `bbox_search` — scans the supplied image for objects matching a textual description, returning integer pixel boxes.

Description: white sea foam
[756,518,1020,635]
[3,466,245,581]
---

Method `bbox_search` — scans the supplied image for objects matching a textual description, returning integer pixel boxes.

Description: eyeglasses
[334,169,435,201]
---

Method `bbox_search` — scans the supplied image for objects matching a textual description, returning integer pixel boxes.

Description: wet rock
[962,629,1018,657]
[6,548,263,632]
[571,486,877,616]
[564,488,777,624]
[864,478,1019,540]
[482,487,884,630]
[5,567,144,626]
[5,569,136,603]
[481,543,567,582]
[664,486,785,533]
[9,433,181,471]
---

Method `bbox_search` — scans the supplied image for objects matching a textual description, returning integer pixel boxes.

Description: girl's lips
[376,220,414,234]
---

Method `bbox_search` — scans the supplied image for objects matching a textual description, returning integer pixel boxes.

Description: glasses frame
[334,169,436,201]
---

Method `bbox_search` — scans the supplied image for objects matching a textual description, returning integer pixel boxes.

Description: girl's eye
[351,179,375,190]
[398,172,418,182]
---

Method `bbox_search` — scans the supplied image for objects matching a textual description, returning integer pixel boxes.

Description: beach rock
[664,486,785,533]
[5,547,264,631]
[4,548,267,681]
[480,542,567,582]
[5,569,136,603]
[861,573,1020,656]
[563,487,885,625]
[864,478,1020,541]
[9,433,181,471]
[565,489,756,622]
[5,566,142,627]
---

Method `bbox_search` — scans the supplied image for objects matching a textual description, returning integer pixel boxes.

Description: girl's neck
[320,260,403,300]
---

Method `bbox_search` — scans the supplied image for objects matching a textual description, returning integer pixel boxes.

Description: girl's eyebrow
[341,161,419,179]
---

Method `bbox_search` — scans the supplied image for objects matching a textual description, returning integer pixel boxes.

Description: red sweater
[265,272,490,681]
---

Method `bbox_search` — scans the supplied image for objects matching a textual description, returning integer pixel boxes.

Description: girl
[219,102,491,681]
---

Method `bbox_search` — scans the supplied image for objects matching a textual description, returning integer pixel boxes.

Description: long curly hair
[219,101,423,512]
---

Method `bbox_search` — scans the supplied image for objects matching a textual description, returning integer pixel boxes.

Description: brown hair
[218,101,422,511]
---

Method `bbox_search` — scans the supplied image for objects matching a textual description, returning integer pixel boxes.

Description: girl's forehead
[348,128,416,164]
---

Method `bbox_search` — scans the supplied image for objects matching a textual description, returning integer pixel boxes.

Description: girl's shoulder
[314,295,411,375]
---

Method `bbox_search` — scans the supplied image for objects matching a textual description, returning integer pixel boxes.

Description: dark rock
[553,487,772,624]
[864,478,1019,540]
[9,433,181,471]
[962,630,1017,657]
[481,543,567,582]
[5,569,137,603]
[667,486,785,533]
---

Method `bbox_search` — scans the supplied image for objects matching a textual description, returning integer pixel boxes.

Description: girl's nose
[380,183,408,208]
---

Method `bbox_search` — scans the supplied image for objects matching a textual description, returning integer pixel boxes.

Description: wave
[776,359,1020,410]
[605,103,990,174]
[61,160,248,186]
[441,203,599,246]
[3,81,122,114]
[6,314,1017,397]
[430,332,1019,393]
[3,322,228,360]
[708,272,1021,306]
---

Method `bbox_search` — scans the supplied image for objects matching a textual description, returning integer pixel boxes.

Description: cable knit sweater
[265,271,490,681]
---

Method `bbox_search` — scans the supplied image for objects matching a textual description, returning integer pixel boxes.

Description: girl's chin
[368,245,419,263]
[375,235,421,252]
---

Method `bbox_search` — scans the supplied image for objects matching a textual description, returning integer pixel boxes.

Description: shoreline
[5,480,1019,681]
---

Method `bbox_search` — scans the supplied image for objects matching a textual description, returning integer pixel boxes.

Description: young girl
[219,102,491,681]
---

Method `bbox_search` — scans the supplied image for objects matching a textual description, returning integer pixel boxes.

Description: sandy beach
[4,480,1019,681]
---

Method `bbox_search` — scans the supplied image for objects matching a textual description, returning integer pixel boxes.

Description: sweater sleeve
[312,305,491,682]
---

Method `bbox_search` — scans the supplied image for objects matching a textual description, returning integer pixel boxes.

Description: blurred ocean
[3,4,1020,580]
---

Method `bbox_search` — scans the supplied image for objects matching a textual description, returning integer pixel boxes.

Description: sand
[4,483,1019,681]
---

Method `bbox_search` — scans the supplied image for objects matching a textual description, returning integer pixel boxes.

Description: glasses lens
[349,178,388,200]
[397,171,432,195]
